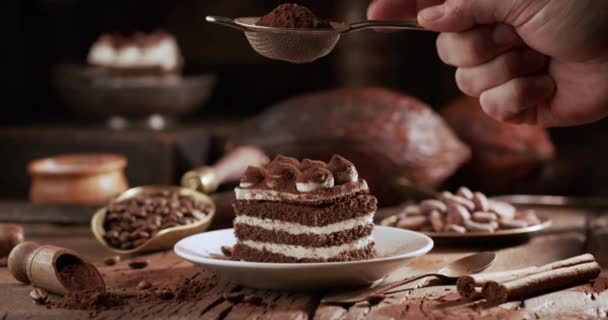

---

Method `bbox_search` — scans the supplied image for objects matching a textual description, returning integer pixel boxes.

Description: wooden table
[1,204,607,319]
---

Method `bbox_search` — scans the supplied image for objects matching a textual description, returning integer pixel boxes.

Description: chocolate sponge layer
[232,194,377,226]
[234,224,373,247]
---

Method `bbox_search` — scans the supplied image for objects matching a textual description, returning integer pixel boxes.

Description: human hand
[368,0,608,126]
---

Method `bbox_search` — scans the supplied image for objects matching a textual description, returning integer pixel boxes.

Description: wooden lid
[28,154,127,176]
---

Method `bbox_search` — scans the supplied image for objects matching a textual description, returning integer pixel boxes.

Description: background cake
[87,30,182,76]
[232,154,377,263]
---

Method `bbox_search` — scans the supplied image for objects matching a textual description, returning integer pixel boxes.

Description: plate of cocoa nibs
[91,186,215,254]
[380,186,552,244]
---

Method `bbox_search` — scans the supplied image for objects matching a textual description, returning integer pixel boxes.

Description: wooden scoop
[8,242,105,295]
[91,146,269,254]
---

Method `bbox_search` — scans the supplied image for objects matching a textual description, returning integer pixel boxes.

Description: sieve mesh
[244,31,341,64]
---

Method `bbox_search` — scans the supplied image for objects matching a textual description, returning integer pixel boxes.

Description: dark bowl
[53,64,215,119]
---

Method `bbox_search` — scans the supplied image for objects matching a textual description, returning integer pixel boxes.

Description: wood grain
[0,204,604,319]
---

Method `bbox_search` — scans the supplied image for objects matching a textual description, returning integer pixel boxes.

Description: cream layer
[239,236,374,260]
[234,213,374,235]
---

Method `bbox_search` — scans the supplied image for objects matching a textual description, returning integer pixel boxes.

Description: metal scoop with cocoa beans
[91,146,269,254]
[205,16,426,63]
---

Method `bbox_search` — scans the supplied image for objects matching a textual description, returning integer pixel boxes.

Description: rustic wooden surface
[0,203,607,319]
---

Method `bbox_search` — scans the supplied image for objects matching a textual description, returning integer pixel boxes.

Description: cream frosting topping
[295,176,334,192]
[88,35,180,71]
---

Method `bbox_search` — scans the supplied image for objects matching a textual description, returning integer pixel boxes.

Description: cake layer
[235,223,373,247]
[233,194,377,226]
[234,180,369,204]
[231,243,376,263]
[233,236,373,261]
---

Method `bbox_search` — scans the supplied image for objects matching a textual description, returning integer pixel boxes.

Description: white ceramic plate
[174,226,433,291]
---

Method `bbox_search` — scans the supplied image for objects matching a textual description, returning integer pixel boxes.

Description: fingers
[456,49,548,97]
[418,0,512,32]
[368,0,416,20]
[368,0,442,20]
[437,24,523,67]
[479,75,555,123]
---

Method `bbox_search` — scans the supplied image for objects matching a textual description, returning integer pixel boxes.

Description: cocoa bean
[397,216,428,230]
[420,199,448,214]
[472,192,489,212]
[441,192,476,211]
[429,210,445,232]
[464,219,496,232]
[128,260,148,269]
[499,219,529,229]
[471,211,497,223]
[457,186,474,200]
[103,256,120,266]
[489,200,515,220]
[446,204,470,226]
[137,280,152,290]
[445,224,466,233]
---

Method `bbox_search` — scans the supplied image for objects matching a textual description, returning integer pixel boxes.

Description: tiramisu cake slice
[232,155,377,263]
[87,30,182,76]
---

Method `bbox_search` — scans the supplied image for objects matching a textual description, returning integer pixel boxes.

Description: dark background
[5,0,456,123]
[3,0,608,198]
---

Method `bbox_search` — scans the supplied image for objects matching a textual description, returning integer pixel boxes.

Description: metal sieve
[206,16,428,64]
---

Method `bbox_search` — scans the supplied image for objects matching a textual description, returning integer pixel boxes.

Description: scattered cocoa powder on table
[54,290,125,312]
[52,274,216,312]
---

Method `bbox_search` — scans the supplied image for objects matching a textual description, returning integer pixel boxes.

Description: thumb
[417,0,549,32]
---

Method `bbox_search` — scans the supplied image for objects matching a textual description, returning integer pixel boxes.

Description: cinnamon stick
[456,253,596,298]
[482,261,601,304]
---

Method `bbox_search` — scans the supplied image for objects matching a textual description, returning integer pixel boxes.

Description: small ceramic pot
[28,154,128,205]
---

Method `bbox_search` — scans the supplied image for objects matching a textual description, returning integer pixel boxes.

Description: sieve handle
[206,16,248,31]
[348,20,429,32]
[181,146,269,194]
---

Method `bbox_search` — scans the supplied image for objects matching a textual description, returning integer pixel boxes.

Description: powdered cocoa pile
[56,256,104,292]
[53,274,213,312]
[52,256,114,313]
[256,3,331,29]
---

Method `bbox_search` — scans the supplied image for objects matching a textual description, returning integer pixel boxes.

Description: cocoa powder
[54,290,125,311]
[56,255,104,292]
[256,3,331,29]
[53,274,214,312]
